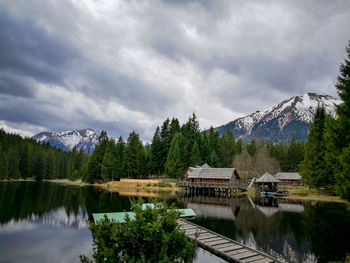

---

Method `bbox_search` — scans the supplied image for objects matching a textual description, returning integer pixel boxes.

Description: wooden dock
[178,181,246,197]
[178,219,281,263]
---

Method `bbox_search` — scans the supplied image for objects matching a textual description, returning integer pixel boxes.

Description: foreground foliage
[80,200,196,263]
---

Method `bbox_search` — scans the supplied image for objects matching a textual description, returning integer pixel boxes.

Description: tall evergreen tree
[299,106,330,188]
[190,141,201,166]
[7,146,19,179]
[86,131,109,183]
[149,126,162,175]
[165,133,186,178]
[101,142,118,181]
[0,145,8,179]
[218,130,236,167]
[124,131,144,178]
[328,41,350,199]
[114,137,126,179]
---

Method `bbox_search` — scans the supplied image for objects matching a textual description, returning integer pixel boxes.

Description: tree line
[299,41,350,200]
[0,129,89,181]
[82,113,241,182]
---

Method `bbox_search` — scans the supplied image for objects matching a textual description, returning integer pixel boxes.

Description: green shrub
[80,199,196,263]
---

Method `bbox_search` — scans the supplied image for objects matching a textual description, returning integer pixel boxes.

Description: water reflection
[179,194,350,263]
[1,182,350,263]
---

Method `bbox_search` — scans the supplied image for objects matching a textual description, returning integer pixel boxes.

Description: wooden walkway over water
[178,219,281,263]
[178,181,246,197]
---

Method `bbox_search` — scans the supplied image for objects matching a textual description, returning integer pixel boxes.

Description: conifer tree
[0,145,8,179]
[299,106,330,188]
[218,130,236,167]
[247,139,257,157]
[114,136,125,179]
[329,41,350,199]
[125,131,144,178]
[86,131,108,183]
[190,141,201,166]
[7,146,19,179]
[165,133,186,178]
[149,126,162,175]
[101,142,118,181]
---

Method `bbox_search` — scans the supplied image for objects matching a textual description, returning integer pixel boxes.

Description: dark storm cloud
[0,11,80,86]
[0,73,35,98]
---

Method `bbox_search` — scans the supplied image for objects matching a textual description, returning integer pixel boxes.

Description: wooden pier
[178,219,281,263]
[178,181,246,197]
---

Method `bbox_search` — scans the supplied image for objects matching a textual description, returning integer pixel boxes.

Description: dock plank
[177,219,281,263]
[234,251,259,260]
[242,255,265,262]
[250,259,275,263]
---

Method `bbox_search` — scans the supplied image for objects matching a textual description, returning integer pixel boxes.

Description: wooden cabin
[183,164,240,184]
[275,172,302,185]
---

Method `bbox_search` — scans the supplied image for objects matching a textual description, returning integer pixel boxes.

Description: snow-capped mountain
[32,128,99,153]
[214,93,341,143]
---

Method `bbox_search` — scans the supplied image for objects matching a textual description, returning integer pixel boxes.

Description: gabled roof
[275,172,302,180]
[187,167,239,180]
[256,173,280,183]
[196,163,211,168]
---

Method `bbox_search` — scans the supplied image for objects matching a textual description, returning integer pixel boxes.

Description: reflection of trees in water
[0,182,131,225]
[180,195,350,263]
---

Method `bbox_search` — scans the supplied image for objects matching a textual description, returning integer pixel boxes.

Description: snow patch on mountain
[214,93,342,143]
[33,128,100,153]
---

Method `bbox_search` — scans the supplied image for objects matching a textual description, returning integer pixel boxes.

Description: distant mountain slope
[33,128,99,153]
[214,93,341,143]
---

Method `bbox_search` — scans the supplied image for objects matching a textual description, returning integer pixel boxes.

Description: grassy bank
[280,188,348,204]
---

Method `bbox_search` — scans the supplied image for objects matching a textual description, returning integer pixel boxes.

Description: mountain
[213,93,341,143]
[33,128,100,153]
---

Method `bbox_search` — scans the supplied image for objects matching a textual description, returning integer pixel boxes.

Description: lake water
[0,181,349,263]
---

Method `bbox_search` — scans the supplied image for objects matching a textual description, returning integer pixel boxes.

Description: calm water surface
[0,181,349,263]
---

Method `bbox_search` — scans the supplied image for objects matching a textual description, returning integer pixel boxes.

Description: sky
[0,0,349,141]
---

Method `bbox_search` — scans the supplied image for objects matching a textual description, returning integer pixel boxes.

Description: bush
[80,199,196,263]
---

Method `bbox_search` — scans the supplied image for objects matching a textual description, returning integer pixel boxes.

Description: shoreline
[2,179,349,204]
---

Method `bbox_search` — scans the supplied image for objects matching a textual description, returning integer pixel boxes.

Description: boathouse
[275,172,302,185]
[255,172,280,192]
[183,164,240,184]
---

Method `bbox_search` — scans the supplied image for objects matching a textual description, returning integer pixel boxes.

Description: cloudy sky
[0,0,349,141]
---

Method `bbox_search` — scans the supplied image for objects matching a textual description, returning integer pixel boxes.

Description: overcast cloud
[0,0,349,141]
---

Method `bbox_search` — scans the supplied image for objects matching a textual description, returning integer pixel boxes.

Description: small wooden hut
[255,172,280,192]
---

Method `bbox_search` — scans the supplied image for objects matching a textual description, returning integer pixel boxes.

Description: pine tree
[114,137,125,179]
[149,127,162,175]
[247,139,257,157]
[299,106,331,188]
[165,133,186,178]
[124,131,144,178]
[218,130,236,167]
[190,141,201,166]
[86,131,108,183]
[7,146,19,179]
[0,145,8,179]
[19,144,30,179]
[101,142,118,181]
[331,41,350,199]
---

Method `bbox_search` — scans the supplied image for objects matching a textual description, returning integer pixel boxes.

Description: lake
[0,181,349,263]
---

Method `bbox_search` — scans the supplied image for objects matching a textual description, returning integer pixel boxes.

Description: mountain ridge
[32,128,99,153]
[213,92,341,143]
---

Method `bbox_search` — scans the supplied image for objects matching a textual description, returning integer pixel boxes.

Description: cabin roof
[275,172,302,180]
[195,163,211,168]
[256,172,280,183]
[187,167,239,180]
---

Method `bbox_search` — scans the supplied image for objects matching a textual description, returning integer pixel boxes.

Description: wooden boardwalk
[178,219,281,263]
